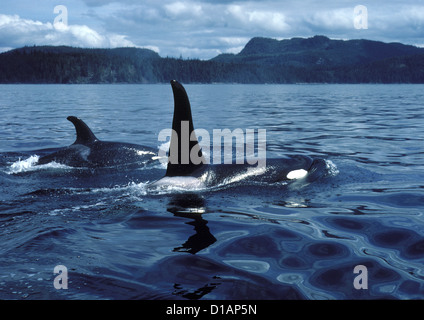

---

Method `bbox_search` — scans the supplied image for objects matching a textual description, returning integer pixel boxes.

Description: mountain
[8,45,161,59]
[212,35,424,67]
[0,46,161,84]
[1,36,424,84]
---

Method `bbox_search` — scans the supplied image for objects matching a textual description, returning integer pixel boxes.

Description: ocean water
[0,83,423,300]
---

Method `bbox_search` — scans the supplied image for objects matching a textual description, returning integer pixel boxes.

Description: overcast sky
[1,0,423,59]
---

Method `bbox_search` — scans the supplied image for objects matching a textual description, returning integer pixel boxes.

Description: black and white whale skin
[151,80,327,189]
[37,116,157,168]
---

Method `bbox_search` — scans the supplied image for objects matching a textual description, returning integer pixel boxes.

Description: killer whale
[37,116,157,168]
[151,80,326,189]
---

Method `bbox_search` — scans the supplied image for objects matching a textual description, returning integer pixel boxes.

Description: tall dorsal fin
[166,80,205,177]
[67,116,98,145]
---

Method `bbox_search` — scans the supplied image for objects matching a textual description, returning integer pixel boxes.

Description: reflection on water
[167,194,216,254]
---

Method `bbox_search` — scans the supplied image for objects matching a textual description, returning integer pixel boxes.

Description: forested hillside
[1,36,424,84]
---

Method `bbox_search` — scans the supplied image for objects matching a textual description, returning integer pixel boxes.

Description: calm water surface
[0,84,423,300]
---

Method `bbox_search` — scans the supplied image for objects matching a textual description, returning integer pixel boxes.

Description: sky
[1,0,423,60]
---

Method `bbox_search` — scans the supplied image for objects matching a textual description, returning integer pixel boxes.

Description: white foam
[325,160,339,177]
[6,155,72,174]
[148,176,206,193]
[7,155,40,174]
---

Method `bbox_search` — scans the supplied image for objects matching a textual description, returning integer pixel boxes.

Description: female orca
[37,116,157,168]
[151,80,327,190]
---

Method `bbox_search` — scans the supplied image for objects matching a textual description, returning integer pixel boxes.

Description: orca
[151,80,326,190]
[37,116,157,168]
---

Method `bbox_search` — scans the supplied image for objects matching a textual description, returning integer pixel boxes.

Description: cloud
[86,1,424,58]
[0,13,137,51]
[2,1,424,58]
[373,5,424,33]
[164,1,203,19]
[226,4,290,33]
[82,0,126,7]
[90,2,295,58]
[304,8,354,31]
[216,36,250,53]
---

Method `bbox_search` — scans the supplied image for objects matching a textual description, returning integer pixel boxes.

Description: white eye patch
[286,169,308,180]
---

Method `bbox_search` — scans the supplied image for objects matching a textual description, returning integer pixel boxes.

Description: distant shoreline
[1,36,424,84]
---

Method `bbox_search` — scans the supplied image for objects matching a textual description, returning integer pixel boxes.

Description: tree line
[0,46,423,84]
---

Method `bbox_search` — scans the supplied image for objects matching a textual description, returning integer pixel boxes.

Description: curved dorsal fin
[67,116,98,145]
[165,80,205,177]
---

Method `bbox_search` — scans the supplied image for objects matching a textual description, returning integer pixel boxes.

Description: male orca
[151,80,326,189]
[37,116,157,168]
